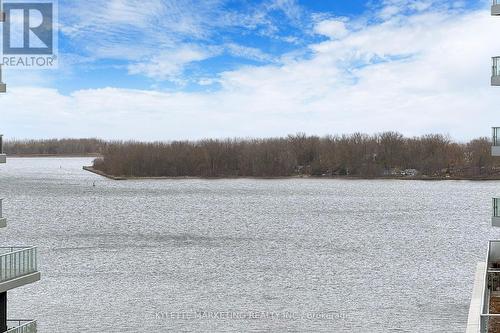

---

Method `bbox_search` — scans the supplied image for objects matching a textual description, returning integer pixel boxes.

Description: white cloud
[225,43,275,62]
[127,45,217,81]
[266,0,303,22]
[379,5,402,19]
[198,78,217,86]
[58,0,309,82]
[1,5,498,141]
[314,19,349,39]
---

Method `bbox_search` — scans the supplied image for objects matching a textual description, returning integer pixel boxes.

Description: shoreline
[8,154,100,158]
[82,166,500,181]
[82,166,127,180]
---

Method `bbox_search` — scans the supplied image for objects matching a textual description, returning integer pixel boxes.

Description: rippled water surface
[0,157,498,332]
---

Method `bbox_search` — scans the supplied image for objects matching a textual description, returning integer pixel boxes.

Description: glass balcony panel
[494,57,500,77]
[493,128,500,146]
[0,135,5,164]
[494,2,500,15]
[0,248,37,282]
[5,320,36,333]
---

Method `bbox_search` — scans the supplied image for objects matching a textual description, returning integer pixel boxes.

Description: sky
[0,0,497,141]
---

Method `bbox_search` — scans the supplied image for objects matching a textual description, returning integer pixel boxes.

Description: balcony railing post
[495,198,498,217]
[33,248,37,271]
[8,252,11,281]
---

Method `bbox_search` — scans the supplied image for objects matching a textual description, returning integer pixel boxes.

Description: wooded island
[5,133,499,179]
[89,133,498,179]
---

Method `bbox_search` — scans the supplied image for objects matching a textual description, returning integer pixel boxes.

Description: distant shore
[82,166,500,181]
[7,134,500,181]
[8,154,100,158]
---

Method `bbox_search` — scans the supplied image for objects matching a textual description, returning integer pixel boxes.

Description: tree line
[4,138,106,156]
[87,132,499,178]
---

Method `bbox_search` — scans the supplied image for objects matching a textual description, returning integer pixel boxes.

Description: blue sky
[0,0,497,140]
[52,0,480,93]
[54,0,375,93]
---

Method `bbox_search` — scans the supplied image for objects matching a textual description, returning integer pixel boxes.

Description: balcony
[0,248,40,293]
[0,135,5,163]
[478,241,500,332]
[493,128,500,156]
[0,199,5,228]
[480,242,500,332]
[5,320,36,333]
[493,57,500,86]
[494,0,500,15]
[494,199,500,227]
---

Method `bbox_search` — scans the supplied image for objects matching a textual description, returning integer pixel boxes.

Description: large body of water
[0,157,497,332]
